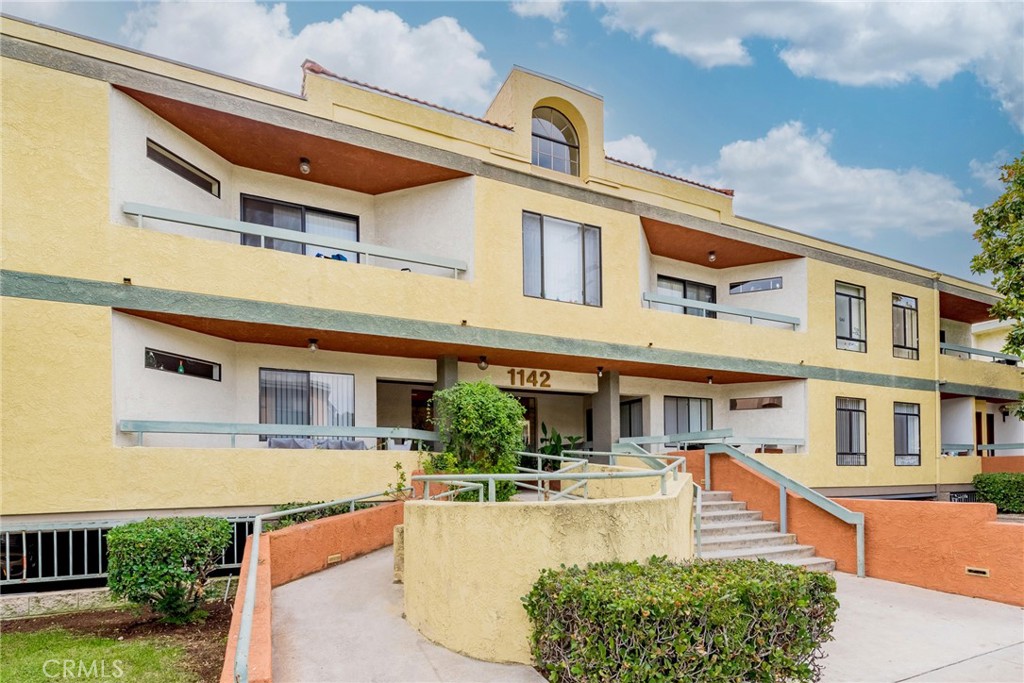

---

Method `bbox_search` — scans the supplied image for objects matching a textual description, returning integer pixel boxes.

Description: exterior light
[999,404,1010,422]
[597,366,604,378]
[299,157,312,175]
[308,338,318,353]
[707,251,717,263]
[478,356,489,370]
[707,375,713,384]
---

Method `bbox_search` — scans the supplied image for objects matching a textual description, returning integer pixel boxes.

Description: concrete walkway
[271,549,543,682]
[273,549,1022,683]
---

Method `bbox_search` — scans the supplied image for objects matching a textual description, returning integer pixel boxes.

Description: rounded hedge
[973,472,1024,513]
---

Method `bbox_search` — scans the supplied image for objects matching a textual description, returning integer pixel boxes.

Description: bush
[429,381,525,501]
[107,516,232,624]
[263,501,375,531]
[523,557,838,683]
[973,472,1024,513]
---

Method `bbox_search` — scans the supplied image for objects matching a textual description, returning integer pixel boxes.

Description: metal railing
[618,429,806,454]
[939,342,1020,364]
[704,444,865,577]
[0,517,253,587]
[118,420,437,448]
[643,292,801,329]
[123,203,468,278]
[233,490,406,683]
[941,442,1024,456]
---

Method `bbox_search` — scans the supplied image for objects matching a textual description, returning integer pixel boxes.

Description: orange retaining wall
[219,502,406,683]
[682,451,1024,607]
[982,456,1024,473]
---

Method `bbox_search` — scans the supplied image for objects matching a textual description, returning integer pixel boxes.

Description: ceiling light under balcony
[707,250,717,263]
[478,356,489,370]
[308,338,319,353]
[299,157,312,175]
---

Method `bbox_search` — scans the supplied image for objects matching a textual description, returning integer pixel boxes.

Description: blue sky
[7,1,1023,283]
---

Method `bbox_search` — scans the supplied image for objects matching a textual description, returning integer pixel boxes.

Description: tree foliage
[971,153,1024,355]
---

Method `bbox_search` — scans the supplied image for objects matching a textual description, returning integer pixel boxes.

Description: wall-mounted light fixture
[308,338,319,353]
[298,157,312,175]
[477,356,489,370]
[706,375,713,384]
[597,366,604,378]
[707,250,717,263]
[999,404,1011,422]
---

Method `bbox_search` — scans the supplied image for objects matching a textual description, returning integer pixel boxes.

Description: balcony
[940,342,1019,366]
[642,292,801,329]
[122,203,468,278]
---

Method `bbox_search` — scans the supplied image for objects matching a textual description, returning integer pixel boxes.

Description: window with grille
[836,397,867,466]
[531,106,579,176]
[892,294,919,360]
[895,402,921,466]
[258,369,354,439]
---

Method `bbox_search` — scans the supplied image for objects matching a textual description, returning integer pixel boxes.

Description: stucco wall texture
[402,476,694,664]
[983,456,1024,474]
[684,451,1024,606]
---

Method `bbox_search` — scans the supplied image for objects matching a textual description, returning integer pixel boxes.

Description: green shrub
[107,516,232,624]
[523,557,838,683]
[973,472,1024,513]
[263,500,375,531]
[429,381,525,501]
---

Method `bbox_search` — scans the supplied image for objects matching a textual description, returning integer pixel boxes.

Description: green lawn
[0,629,199,683]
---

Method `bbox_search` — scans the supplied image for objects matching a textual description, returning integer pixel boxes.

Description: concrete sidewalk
[273,548,1022,682]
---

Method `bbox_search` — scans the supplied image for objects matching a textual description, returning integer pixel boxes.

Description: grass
[0,629,199,683]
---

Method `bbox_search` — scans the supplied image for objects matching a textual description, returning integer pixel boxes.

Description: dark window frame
[531,106,580,176]
[729,277,783,295]
[240,194,360,261]
[894,402,921,466]
[144,348,221,381]
[835,281,867,353]
[146,139,220,197]
[522,211,602,307]
[664,396,713,437]
[836,397,867,466]
[730,396,783,410]
[257,367,356,441]
[620,398,644,439]
[892,294,920,360]
[656,275,717,319]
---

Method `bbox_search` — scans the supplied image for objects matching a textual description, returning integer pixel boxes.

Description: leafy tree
[971,153,1024,415]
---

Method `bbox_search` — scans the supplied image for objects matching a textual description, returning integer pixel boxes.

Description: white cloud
[510,1,566,22]
[688,122,976,239]
[552,27,569,45]
[122,1,496,110]
[606,134,658,168]
[970,150,1013,192]
[598,1,1024,130]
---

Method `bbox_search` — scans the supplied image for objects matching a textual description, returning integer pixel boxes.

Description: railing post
[660,473,667,495]
[488,479,496,503]
[856,522,865,578]
[423,481,430,500]
[779,484,788,534]
[704,449,712,490]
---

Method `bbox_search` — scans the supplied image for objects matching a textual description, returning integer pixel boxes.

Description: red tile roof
[302,60,513,130]
[606,156,734,197]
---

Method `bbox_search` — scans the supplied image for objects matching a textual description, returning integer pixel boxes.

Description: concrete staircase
[698,490,836,572]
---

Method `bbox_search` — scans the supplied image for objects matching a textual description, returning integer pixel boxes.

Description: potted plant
[537,422,583,492]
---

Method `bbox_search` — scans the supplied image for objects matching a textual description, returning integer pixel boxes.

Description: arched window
[531,106,579,176]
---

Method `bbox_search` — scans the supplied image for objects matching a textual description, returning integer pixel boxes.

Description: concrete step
[700,543,816,562]
[700,532,797,552]
[699,509,763,524]
[700,500,748,513]
[700,490,733,503]
[699,520,779,537]
[782,556,837,573]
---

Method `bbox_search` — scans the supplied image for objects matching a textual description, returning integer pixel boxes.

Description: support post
[592,370,620,462]
[779,484,788,534]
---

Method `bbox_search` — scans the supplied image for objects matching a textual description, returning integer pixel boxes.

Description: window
[146,139,220,196]
[620,399,643,438]
[730,277,782,295]
[531,106,579,176]
[835,282,866,352]
[836,397,867,466]
[665,397,712,436]
[258,369,354,439]
[730,396,783,410]
[145,348,221,381]
[894,402,921,466]
[656,276,716,318]
[241,196,358,261]
[892,294,919,360]
[523,212,601,306]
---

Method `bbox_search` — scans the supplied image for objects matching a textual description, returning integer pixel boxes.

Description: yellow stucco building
[2,18,1021,583]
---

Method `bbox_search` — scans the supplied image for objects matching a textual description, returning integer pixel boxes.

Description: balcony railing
[618,429,806,454]
[642,292,800,329]
[118,420,437,448]
[940,342,1019,365]
[941,442,1024,456]
[122,203,468,278]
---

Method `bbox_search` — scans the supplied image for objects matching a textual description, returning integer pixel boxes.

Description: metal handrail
[977,443,1024,451]
[939,342,1020,363]
[123,202,468,277]
[118,420,437,447]
[942,443,1024,455]
[705,444,865,577]
[618,431,806,454]
[642,292,800,329]
[233,489,408,683]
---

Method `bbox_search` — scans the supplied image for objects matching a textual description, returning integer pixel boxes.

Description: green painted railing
[122,203,468,277]
[941,443,1024,455]
[939,342,1020,363]
[617,430,806,453]
[118,420,437,447]
[643,292,800,329]
[705,443,865,577]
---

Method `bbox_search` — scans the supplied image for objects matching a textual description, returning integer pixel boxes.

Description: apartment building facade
[2,17,1022,565]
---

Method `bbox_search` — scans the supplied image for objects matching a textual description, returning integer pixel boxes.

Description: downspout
[932,273,944,499]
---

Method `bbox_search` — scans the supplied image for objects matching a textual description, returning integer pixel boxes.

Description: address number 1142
[507,368,551,388]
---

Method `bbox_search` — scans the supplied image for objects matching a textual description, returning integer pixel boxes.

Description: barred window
[836,397,866,466]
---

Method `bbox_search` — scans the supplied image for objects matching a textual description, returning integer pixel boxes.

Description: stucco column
[435,355,459,392]
[592,370,620,459]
